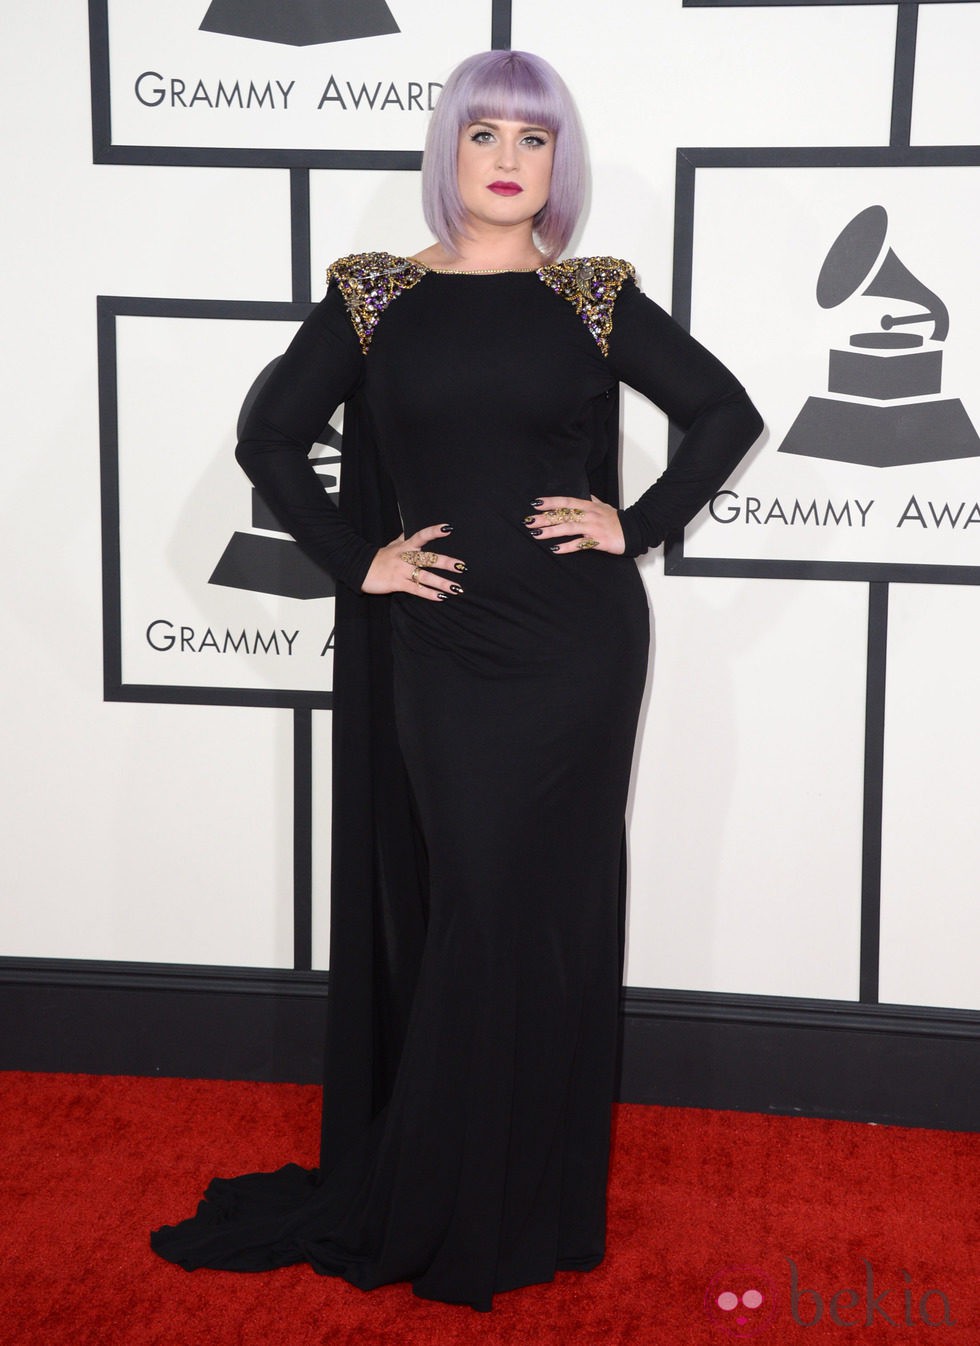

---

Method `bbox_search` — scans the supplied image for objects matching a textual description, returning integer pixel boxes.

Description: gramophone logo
[779,205,980,467]
[210,357,340,600]
[199,0,400,46]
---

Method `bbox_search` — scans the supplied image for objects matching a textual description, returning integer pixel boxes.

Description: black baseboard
[1,957,977,1131]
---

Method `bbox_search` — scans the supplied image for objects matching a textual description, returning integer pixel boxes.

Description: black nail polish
[530,498,543,507]
[436,592,448,601]
[524,515,536,524]
[440,524,454,532]
[550,544,561,552]
[529,528,542,536]
[453,562,466,572]
[450,583,463,594]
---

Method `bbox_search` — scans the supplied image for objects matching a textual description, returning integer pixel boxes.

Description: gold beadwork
[544,507,584,525]
[574,262,595,299]
[400,549,439,568]
[327,252,428,354]
[326,252,634,356]
[578,537,600,550]
[536,257,635,357]
[418,265,542,275]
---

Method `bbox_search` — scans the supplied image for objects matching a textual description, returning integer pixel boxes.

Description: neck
[421,221,545,273]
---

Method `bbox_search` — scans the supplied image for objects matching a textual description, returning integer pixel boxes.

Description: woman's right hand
[361,525,466,601]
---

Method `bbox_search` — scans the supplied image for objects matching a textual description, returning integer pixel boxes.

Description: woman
[151,50,762,1310]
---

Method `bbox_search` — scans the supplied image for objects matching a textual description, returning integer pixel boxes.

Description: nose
[496,140,518,172]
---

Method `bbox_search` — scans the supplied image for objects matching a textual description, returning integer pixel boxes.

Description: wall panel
[626,575,867,998]
[912,2,980,145]
[880,582,980,1010]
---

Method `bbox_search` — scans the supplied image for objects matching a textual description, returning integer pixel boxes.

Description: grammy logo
[210,357,340,600]
[778,205,980,467]
[199,0,400,47]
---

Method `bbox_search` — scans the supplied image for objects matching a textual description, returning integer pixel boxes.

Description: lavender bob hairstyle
[422,51,587,261]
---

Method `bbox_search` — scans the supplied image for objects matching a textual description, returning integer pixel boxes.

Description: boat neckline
[408,259,544,275]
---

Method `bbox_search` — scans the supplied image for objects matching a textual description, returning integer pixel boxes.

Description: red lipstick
[488,181,522,195]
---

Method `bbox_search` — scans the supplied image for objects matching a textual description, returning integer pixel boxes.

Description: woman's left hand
[524,495,625,555]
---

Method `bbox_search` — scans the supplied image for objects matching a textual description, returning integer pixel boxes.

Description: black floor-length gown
[150,254,762,1310]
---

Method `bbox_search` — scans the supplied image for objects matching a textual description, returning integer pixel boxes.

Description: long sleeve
[606,280,763,556]
[235,282,378,593]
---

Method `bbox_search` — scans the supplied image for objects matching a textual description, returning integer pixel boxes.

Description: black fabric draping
[150,259,762,1310]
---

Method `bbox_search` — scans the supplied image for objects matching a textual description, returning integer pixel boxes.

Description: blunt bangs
[422,51,587,260]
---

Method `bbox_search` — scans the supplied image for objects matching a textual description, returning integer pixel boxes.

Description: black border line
[891,2,919,149]
[288,183,315,971]
[99,296,314,321]
[664,144,980,583]
[99,146,424,170]
[89,0,510,168]
[683,1,961,8]
[289,168,312,304]
[87,0,113,163]
[671,145,980,170]
[293,708,313,970]
[860,583,888,1002]
[97,293,335,710]
[491,0,512,47]
[97,296,122,704]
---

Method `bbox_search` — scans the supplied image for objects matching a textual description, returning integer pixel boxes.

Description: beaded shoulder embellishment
[536,257,636,357]
[327,251,428,354]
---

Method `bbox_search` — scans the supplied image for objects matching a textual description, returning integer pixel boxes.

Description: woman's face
[456,117,554,236]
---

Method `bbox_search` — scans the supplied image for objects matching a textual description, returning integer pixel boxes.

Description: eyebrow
[468,120,550,134]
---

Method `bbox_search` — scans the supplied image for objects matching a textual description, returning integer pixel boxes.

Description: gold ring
[544,507,584,525]
[410,566,420,584]
[400,549,439,568]
[577,537,599,550]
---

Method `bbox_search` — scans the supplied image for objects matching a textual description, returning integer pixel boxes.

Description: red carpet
[0,1072,976,1344]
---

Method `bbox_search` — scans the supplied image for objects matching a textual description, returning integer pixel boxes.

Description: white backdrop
[1,2,978,1012]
